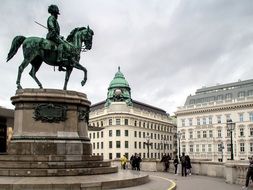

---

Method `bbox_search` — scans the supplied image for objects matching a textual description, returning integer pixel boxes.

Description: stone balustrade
[112,159,249,185]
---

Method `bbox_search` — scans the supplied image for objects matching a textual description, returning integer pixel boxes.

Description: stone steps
[0,154,103,162]
[0,160,111,169]
[0,165,118,177]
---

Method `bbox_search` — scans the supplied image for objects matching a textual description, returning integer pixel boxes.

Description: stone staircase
[0,155,118,177]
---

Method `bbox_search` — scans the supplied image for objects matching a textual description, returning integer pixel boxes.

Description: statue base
[0,89,117,176]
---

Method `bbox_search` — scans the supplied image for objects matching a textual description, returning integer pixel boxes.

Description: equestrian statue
[6,5,94,90]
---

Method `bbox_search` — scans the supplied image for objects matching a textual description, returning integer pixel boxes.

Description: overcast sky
[1,0,253,115]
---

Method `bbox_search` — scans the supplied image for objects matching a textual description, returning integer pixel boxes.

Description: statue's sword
[34,21,78,50]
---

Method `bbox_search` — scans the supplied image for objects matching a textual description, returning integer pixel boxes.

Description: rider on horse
[46,5,66,71]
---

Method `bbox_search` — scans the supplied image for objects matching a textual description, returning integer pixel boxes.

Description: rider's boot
[57,44,67,72]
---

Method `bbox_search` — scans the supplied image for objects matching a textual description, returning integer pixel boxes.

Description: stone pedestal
[9,89,91,155]
[0,89,118,177]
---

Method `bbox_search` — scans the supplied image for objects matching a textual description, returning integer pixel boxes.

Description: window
[143,132,145,138]
[116,118,121,125]
[196,144,199,152]
[225,93,232,100]
[240,143,245,152]
[93,133,95,139]
[209,130,213,138]
[97,132,99,138]
[238,91,245,98]
[250,143,253,152]
[250,128,253,136]
[217,116,221,123]
[134,141,137,148]
[125,141,129,148]
[227,129,231,137]
[203,117,206,125]
[249,90,253,97]
[226,115,231,121]
[109,130,112,137]
[109,153,112,159]
[197,118,200,125]
[139,142,141,149]
[101,142,104,149]
[189,119,192,126]
[227,144,231,152]
[134,121,137,126]
[203,131,207,138]
[116,153,121,158]
[124,119,128,125]
[89,133,91,139]
[101,131,103,138]
[101,121,103,127]
[109,141,112,148]
[217,95,223,101]
[202,144,205,152]
[208,144,212,152]
[218,130,222,138]
[97,142,99,149]
[125,130,129,137]
[139,132,141,138]
[240,128,244,137]
[109,119,112,125]
[209,117,212,124]
[116,141,121,148]
[182,132,185,139]
[116,130,121,136]
[182,119,185,127]
[197,131,201,138]
[134,131,137,137]
[189,145,194,152]
[189,131,193,139]
[239,113,244,122]
[250,113,253,121]
[93,143,95,149]
[182,145,186,153]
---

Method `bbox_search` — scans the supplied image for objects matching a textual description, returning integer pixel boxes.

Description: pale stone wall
[112,160,249,185]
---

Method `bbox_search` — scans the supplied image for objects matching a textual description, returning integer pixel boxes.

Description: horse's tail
[6,36,26,62]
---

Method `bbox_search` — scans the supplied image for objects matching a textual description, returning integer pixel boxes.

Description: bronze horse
[7,26,94,90]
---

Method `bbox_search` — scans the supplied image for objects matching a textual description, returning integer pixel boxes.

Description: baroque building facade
[176,79,253,161]
[89,67,176,160]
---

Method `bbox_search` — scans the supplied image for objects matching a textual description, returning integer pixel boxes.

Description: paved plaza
[116,171,243,190]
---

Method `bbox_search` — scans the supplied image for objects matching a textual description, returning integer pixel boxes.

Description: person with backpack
[180,152,187,177]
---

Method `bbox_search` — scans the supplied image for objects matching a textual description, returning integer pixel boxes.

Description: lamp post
[144,135,152,158]
[227,119,235,160]
[177,132,182,158]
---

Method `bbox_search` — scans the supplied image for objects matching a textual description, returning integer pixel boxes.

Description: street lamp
[144,135,152,158]
[177,131,182,157]
[227,119,235,160]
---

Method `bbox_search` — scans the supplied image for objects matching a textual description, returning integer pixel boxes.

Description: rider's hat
[48,5,60,15]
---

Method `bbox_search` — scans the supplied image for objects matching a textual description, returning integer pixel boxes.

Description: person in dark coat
[242,156,253,190]
[180,152,187,177]
[173,155,179,175]
[135,154,142,171]
[185,155,192,175]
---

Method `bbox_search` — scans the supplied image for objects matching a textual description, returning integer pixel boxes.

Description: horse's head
[81,26,94,50]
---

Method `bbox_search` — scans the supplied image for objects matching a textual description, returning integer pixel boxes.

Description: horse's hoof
[81,80,86,86]
[17,85,22,89]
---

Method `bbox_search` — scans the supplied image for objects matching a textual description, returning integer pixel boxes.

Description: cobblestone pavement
[115,171,243,190]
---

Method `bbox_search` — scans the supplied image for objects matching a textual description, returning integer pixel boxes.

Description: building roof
[184,79,253,106]
[90,100,167,115]
[0,107,14,118]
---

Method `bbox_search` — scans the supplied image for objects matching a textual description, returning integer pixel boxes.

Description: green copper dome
[108,67,130,89]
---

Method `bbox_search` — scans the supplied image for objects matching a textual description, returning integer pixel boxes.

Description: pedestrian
[120,154,127,170]
[173,155,179,175]
[136,154,142,171]
[130,154,135,170]
[185,155,192,175]
[242,155,253,190]
[180,152,187,177]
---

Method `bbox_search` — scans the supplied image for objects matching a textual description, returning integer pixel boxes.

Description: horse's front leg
[73,62,87,86]
[16,59,30,89]
[63,67,73,90]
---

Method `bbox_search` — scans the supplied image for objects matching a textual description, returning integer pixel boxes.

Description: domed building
[89,67,176,160]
